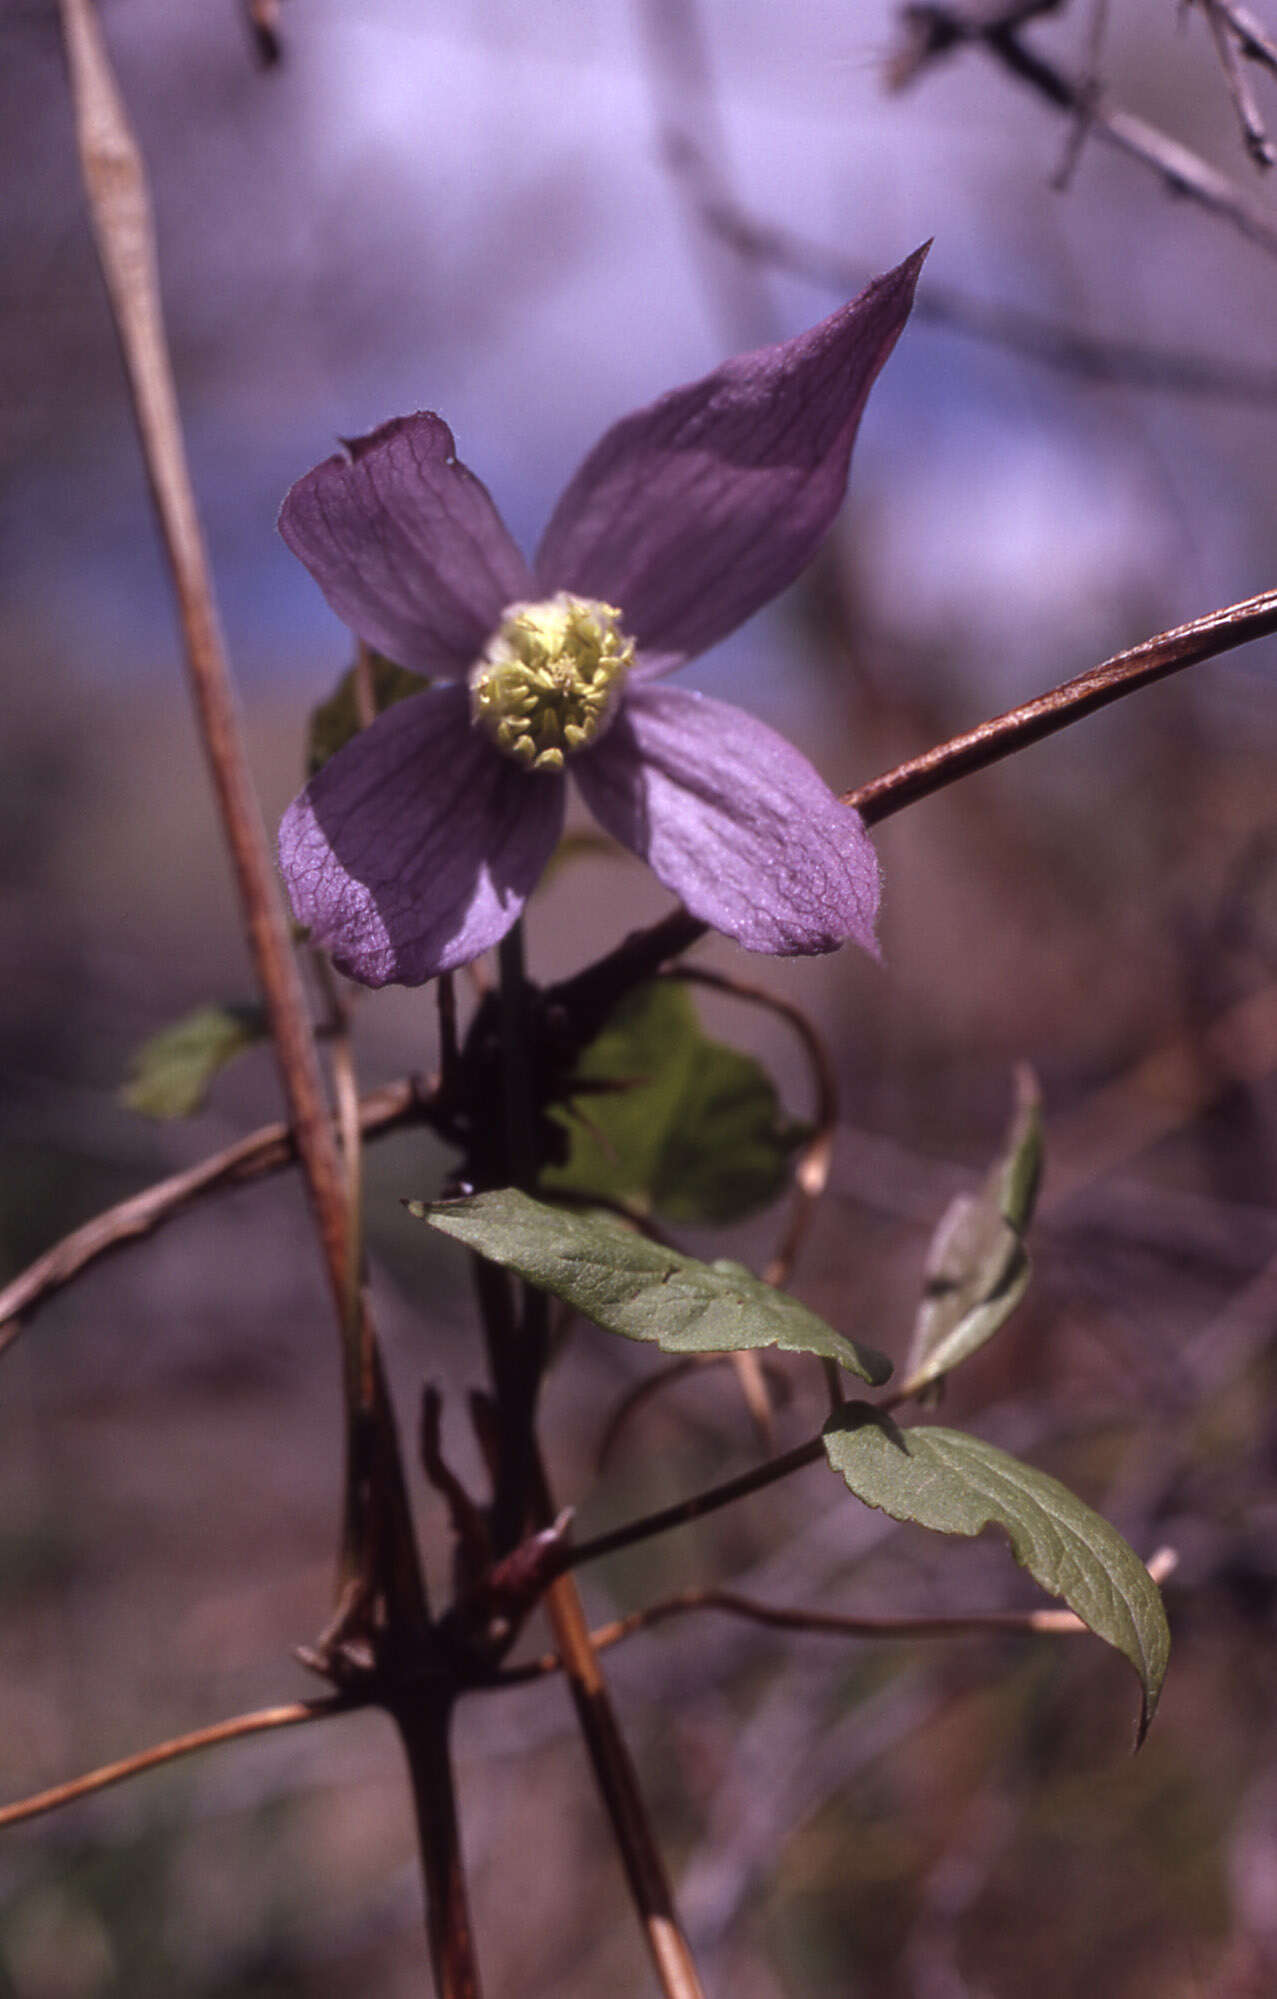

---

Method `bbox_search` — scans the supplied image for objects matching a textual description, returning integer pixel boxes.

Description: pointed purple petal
[279,413,532,678]
[574,685,879,957]
[535,248,927,669]
[279,685,564,987]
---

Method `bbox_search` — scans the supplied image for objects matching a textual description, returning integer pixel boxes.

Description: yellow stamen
[470,592,634,772]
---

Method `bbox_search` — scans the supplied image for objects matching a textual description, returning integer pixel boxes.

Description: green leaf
[901,1065,1043,1395]
[822,1405,1169,1741]
[306,653,430,775]
[412,1188,893,1385]
[120,1003,268,1119]
[541,980,809,1225]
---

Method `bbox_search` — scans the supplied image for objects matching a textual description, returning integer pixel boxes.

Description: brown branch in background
[1041,981,1277,1208]
[890,0,1277,258]
[0,1075,436,1354]
[663,137,1277,401]
[0,1696,359,1831]
[1204,0,1277,74]
[845,585,1277,824]
[1052,0,1108,191]
[1197,0,1276,168]
[502,1546,1178,1684]
[638,0,775,346]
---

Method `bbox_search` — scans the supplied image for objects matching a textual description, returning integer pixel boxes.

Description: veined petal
[535,248,926,670]
[573,685,879,957]
[280,413,532,678]
[279,685,564,986]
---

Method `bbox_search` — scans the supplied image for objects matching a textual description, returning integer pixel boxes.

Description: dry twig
[0,1076,435,1353]
[663,138,1277,400]
[503,1546,1179,1684]
[0,1697,357,1831]
[892,0,1277,255]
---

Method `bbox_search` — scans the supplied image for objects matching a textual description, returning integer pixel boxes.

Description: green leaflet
[823,1404,1169,1742]
[306,653,430,775]
[542,979,809,1225]
[413,1188,893,1385]
[901,1065,1043,1396]
[120,1003,268,1120]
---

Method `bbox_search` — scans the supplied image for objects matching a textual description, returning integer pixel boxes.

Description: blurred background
[2,0,1276,1993]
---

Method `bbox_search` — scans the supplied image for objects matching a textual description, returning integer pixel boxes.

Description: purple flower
[278,248,925,988]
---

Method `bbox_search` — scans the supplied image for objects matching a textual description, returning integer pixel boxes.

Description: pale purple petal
[574,685,879,957]
[279,413,532,677]
[279,685,564,986]
[535,248,926,671]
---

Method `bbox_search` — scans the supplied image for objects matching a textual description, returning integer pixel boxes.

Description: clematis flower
[278,247,925,988]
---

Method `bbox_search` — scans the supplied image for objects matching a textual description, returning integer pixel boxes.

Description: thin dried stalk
[892,0,1277,255]
[504,1546,1178,1682]
[57,0,421,1624]
[540,1562,708,1999]
[0,1697,356,1830]
[846,586,1277,824]
[0,1077,433,1352]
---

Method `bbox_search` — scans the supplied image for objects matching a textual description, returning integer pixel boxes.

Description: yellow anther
[470,592,634,772]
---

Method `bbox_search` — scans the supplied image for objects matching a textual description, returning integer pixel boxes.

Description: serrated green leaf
[822,1405,1169,1741]
[541,980,809,1225]
[120,1003,268,1120]
[412,1188,892,1385]
[902,1065,1043,1395]
[306,653,430,775]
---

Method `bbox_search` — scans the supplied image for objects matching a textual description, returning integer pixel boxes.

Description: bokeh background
[3,1,1277,1993]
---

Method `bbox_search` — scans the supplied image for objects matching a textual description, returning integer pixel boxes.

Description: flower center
[469,592,635,773]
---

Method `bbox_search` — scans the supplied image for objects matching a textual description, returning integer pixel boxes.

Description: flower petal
[279,413,532,677]
[279,685,564,986]
[573,685,879,956]
[535,248,926,670]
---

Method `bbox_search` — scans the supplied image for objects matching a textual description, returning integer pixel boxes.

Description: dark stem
[484,924,705,1999]
[567,1432,827,1574]
[497,924,537,1190]
[844,584,1277,826]
[484,924,551,1552]
[394,1699,483,1999]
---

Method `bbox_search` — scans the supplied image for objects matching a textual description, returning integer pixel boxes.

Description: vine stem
[493,925,706,1999]
[566,1435,828,1576]
[395,1701,483,1999]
